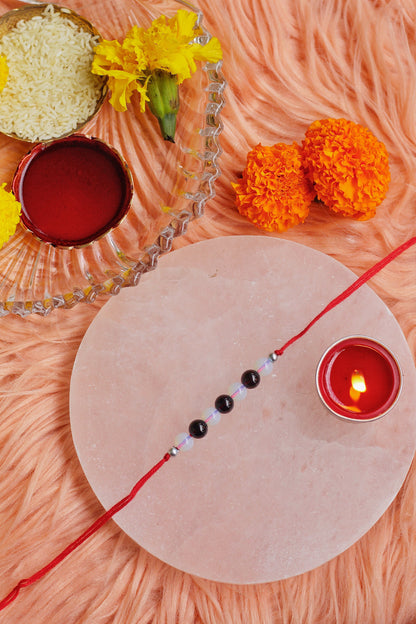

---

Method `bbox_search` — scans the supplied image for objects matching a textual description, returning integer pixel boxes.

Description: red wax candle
[13,135,133,248]
[316,337,402,421]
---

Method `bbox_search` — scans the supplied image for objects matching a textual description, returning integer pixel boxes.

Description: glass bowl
[0,0,225,316]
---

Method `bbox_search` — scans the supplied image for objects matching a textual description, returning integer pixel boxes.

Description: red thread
[0,452,171,611]
[274,236,416,356]
[1,235,415,611]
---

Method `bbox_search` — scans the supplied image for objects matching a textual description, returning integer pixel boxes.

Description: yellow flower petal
[122,27,150,74]
[135,76,150,113]
[106,76,136,112]
[0,183,21,249]
[191,38,223,64]
[93,40,126,67]
[0,55,8,93]
[169,9,201,42]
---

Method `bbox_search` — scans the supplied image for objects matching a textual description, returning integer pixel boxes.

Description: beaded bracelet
[171,356,274,453]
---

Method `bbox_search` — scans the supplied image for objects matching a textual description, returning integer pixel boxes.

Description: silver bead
[269,352,278,362]
[168,446,179,457]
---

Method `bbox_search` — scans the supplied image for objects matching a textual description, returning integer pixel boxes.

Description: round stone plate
[70,236,416,584]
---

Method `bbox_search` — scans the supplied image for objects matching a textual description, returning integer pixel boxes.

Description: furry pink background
[0,0,416,622]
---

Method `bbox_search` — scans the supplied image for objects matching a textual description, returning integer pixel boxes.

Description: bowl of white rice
[0,3,107,143]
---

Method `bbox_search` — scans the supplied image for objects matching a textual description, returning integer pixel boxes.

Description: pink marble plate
[70,236,416,584]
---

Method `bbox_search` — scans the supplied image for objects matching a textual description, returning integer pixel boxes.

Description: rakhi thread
[0,454,170,610]
[0,234,415,611]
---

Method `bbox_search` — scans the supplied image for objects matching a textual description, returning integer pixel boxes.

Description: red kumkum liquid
[15,136,131,247]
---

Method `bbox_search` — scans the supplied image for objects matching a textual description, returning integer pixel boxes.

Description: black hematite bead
[189,419,208,438]
[241,369,261,389]
[215,394,234,413]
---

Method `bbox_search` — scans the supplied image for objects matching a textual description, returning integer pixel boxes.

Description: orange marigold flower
[302,118,390,220]
[232,142,315,232]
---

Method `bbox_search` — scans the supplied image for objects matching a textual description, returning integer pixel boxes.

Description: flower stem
[146,70,179,142]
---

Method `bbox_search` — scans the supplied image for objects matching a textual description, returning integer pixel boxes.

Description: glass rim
[315,335,403,422]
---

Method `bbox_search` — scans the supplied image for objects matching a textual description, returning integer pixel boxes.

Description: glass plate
[0,0,225,316]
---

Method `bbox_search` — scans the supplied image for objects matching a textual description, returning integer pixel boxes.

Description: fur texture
[0,0,415,622]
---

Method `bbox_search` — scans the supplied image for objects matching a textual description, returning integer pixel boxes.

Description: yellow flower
[0,183,21,249]
[0,55,8,92]
[302,118,390,220]
[91,10,223,117]
[233,143,315,232]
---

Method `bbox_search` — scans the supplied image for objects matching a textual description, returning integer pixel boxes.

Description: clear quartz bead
[174,432,194,451]
[228,382,247,401]
[255,357,274,376]
[203,407,221,425]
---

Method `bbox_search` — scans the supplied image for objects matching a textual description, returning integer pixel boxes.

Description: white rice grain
[0,4,104,142]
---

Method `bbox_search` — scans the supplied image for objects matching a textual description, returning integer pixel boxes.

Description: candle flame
[349,370,366,403]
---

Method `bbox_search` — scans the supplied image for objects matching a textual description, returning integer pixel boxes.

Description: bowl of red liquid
[12,134,133,248]
[316,336,402,422]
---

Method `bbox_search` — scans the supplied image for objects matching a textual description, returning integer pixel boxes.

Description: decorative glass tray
[0,0,225,316]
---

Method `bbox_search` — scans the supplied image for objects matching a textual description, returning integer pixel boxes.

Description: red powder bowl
[316,336,402,422]
[12,134,133,248]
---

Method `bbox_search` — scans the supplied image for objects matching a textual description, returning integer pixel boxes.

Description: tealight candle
[316,336,402,421]
[12,134,133,248]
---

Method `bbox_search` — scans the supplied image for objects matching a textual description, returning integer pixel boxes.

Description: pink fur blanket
[0,0,415,622]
